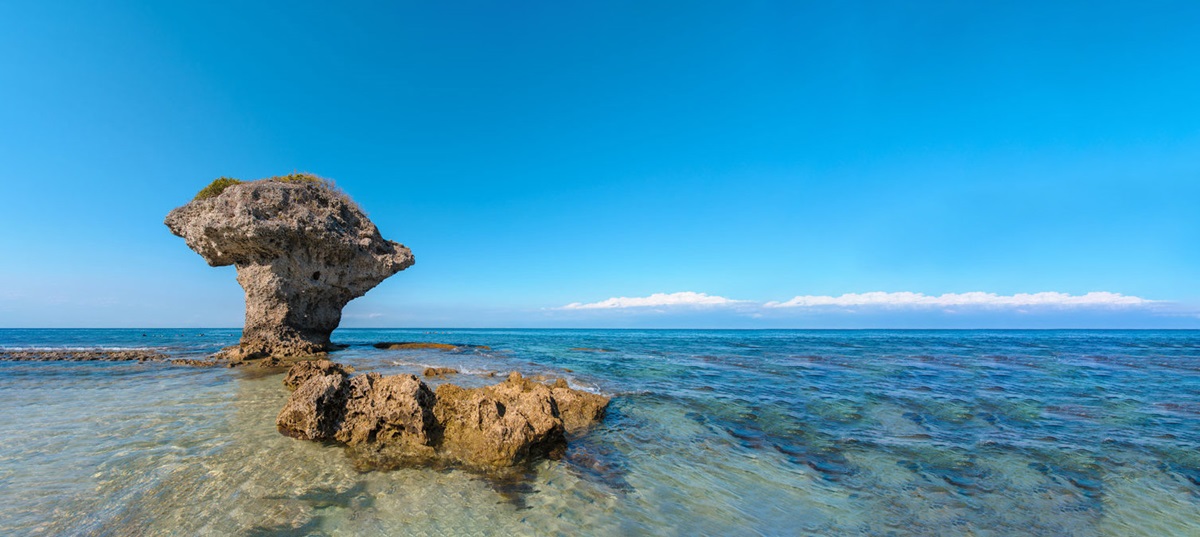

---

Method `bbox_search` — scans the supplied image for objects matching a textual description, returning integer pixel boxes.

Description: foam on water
[1,329,1199,536]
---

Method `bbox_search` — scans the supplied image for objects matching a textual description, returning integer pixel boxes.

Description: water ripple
[1,329,1199,535]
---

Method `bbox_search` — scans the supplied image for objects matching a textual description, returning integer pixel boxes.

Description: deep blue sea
[2,329,1199,536]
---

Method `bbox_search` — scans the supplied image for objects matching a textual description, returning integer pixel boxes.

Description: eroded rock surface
[277,373,348,440]
[283,359,352,390]
[0,349,169,362]
[165,178,414,358]
[277,365,610,470]
[433,373,570,467]
[423,366,458,377]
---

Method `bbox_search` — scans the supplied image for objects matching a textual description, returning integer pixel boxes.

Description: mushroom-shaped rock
[165,176,414,357]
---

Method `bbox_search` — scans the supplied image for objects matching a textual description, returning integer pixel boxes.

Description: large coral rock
[165,178,414,357]
[434,373,568,467]
[336,373,438,456]
[277,373,348,440]
[276,366,609,470]
[548,379,611,434]
[283,359,352,390]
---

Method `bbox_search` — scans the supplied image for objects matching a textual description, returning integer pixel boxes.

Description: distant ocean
[2,329,1199,536]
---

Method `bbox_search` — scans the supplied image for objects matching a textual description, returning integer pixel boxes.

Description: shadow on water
[246,482,374,536]
[341,447,546,510]
[468,418,635,509]
[262,481,373,510]
[473,467,540,509]
[243,518,325,537]
[562,435,635,493]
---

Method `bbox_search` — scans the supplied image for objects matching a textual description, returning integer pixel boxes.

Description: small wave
[456,366,501,376]
[553,374,607,395]
[387,361,496,377]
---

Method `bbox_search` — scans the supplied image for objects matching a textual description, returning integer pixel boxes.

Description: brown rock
[274,363,610,470]
[433,373,567,467]
[336,373,438,462]
[0,349,169,362]
[256,356,286,368]
[478,373,609,434]
[276,373,348,440]
[423,366,458,377]
[212,345,267,364]
[169,358,221,367]
[550,383,610,434]
[165,177,414,358]
[283,359,351,390]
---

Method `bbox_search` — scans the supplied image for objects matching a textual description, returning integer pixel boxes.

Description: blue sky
[0,1,1197,328]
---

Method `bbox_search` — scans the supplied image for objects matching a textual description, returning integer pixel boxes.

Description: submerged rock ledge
[0,349,233,367]
[373,341,492,352]
[276,361,609,470]
[0,349,169,362]
[166,175,414,359]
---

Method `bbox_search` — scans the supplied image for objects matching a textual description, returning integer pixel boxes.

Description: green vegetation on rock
[267,172,358,211]
[270,172,323,184]
[194,177,242,200]
[192,173,356,209]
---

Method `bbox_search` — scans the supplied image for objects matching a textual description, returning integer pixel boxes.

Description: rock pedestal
[165,178,414,357]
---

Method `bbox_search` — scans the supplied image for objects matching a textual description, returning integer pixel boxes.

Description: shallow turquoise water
[1,329,1199,536]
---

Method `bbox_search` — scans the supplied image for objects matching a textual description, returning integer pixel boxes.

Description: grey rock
[165,178,414,357]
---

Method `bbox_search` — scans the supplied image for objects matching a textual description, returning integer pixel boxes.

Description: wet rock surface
[0,349,170,362]
[0,349,235,368]
[433,373,570,468]
[169,358,222,367]
[165,178,414,358]
[283,359,353,390]
[277,364,609,471]
[422,366,458,377]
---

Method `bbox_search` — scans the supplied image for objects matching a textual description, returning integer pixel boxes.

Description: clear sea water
[2,329,1199,536]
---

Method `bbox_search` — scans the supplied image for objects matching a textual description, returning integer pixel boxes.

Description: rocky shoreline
[59,174,619,473]
[0,348,238,367]
[0,346,309,366]
[4,342,613,471]
[0,349,170,362]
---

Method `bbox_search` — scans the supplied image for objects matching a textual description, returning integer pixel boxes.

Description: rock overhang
[166,175,414,358]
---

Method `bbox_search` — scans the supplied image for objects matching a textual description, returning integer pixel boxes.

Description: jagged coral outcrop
[277,365,610,470]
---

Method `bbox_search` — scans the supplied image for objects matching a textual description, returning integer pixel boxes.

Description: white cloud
[764,291,1156,309]
[561,291,745,310]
